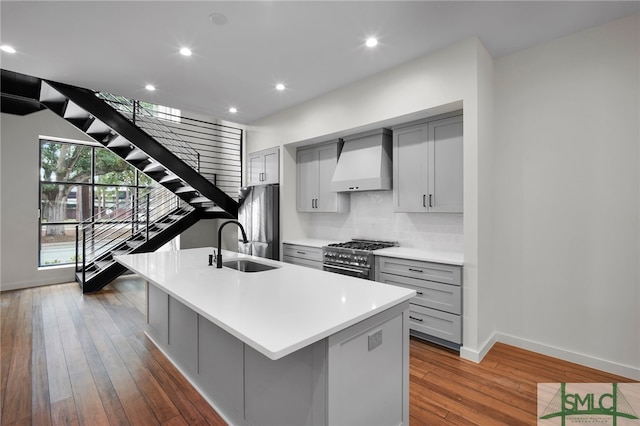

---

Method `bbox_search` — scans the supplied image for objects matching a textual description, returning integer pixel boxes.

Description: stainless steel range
[322,239,397,280]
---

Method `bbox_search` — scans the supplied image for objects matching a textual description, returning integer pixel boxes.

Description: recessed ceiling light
[365,37,378,48]
[145,84,156,91]
[229,107,237,113]
[275,83,285,91]
[179,47,192,56]
[0,45,16,54]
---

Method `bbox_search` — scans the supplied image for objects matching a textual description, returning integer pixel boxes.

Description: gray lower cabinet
[376,256,463,350]
[283,243,324,270]
[145,282,410,426]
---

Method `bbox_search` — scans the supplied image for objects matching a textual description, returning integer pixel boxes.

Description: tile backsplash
[306,191,463,253]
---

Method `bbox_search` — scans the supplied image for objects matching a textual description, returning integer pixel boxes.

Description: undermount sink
[222,259,280,273]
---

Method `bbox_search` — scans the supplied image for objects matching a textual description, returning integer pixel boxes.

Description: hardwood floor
[1,277,634,425]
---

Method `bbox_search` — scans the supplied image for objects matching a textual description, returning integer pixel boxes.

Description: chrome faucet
[217,220,249,268]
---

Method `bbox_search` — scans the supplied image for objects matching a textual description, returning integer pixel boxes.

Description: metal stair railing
[74,185,193,283]
[96,92,200,171]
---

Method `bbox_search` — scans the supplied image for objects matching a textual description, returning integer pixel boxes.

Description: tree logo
[538,383,640,425]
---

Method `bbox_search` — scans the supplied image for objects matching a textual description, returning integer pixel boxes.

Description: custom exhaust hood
[330,128,392,192]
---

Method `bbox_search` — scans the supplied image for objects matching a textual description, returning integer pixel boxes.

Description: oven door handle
[323,264,369,276]
[322,263,369,280]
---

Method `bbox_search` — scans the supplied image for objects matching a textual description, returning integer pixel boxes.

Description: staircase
[76,186,199,293]
[1,70,241,292]
[39,80,238,217]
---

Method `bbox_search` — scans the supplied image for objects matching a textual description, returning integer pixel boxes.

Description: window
[38,139,152,266]
[137,101,181,123]
[154,104,181,123]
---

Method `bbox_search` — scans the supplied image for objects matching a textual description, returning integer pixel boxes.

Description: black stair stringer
[43,79,239,218]
[79,208,202,293]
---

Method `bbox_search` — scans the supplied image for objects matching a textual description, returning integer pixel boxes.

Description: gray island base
[116,248,413,426]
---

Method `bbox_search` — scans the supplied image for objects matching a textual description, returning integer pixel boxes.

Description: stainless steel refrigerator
[237,184,280,260]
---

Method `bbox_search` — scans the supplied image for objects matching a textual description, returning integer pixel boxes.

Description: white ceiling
[1,1,638,124]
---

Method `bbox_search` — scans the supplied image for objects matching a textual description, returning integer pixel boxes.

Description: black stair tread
[106,135,131,148]
[175,186,196,194]
[67,116,95,131]
[87,131,113,144]
[159,174,181,183]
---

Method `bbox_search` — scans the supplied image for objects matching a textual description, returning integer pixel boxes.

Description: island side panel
[147,282,168,345]
[168,296,199,375]
[198,315,244,423]
[244,340,327,426]
[327,300,410,426]
[145,282,246,425]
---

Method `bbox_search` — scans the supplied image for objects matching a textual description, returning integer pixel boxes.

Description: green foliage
[95,149,135,185]
[39,140,145,232]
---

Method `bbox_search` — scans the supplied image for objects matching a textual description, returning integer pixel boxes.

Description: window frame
[38,137,151,267]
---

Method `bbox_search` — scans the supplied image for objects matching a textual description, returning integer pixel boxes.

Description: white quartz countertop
[374,247,464,266]
[282,239,337,248]
[115,247,414,360]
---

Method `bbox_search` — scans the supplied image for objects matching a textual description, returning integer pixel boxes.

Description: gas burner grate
[327,240,396,251]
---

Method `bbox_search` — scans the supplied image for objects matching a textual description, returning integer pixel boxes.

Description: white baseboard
[463,332,640,380]
[1,276,72,292]
[460,333,498,363]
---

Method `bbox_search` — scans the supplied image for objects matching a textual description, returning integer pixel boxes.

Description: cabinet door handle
[423,194,426,208]
[429,194,433,207]
[409,316,423,322]
[297,251,307,255]
[416,291,423,295]
[408,268,424,273]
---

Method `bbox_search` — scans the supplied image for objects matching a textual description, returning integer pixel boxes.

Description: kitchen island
[115,247,414,426]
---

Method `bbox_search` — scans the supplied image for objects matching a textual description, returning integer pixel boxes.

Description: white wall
[305,192,463,253]
[492,13,639,378]
[0,110,95,290]
[248,37,490,360]
[180,218,239,254]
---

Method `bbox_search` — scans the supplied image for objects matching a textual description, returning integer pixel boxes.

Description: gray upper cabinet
[297,141,349,213]
[247,146,279,186]
[393,115,463,213]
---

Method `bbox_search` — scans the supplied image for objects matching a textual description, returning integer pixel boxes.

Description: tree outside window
[39,139,151,266]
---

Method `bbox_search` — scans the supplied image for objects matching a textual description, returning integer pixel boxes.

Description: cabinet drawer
[378,272,461,314]
[283,244,323,262]
[377,256,461,285]
[283,255,324,270]
[408,305,461,344]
